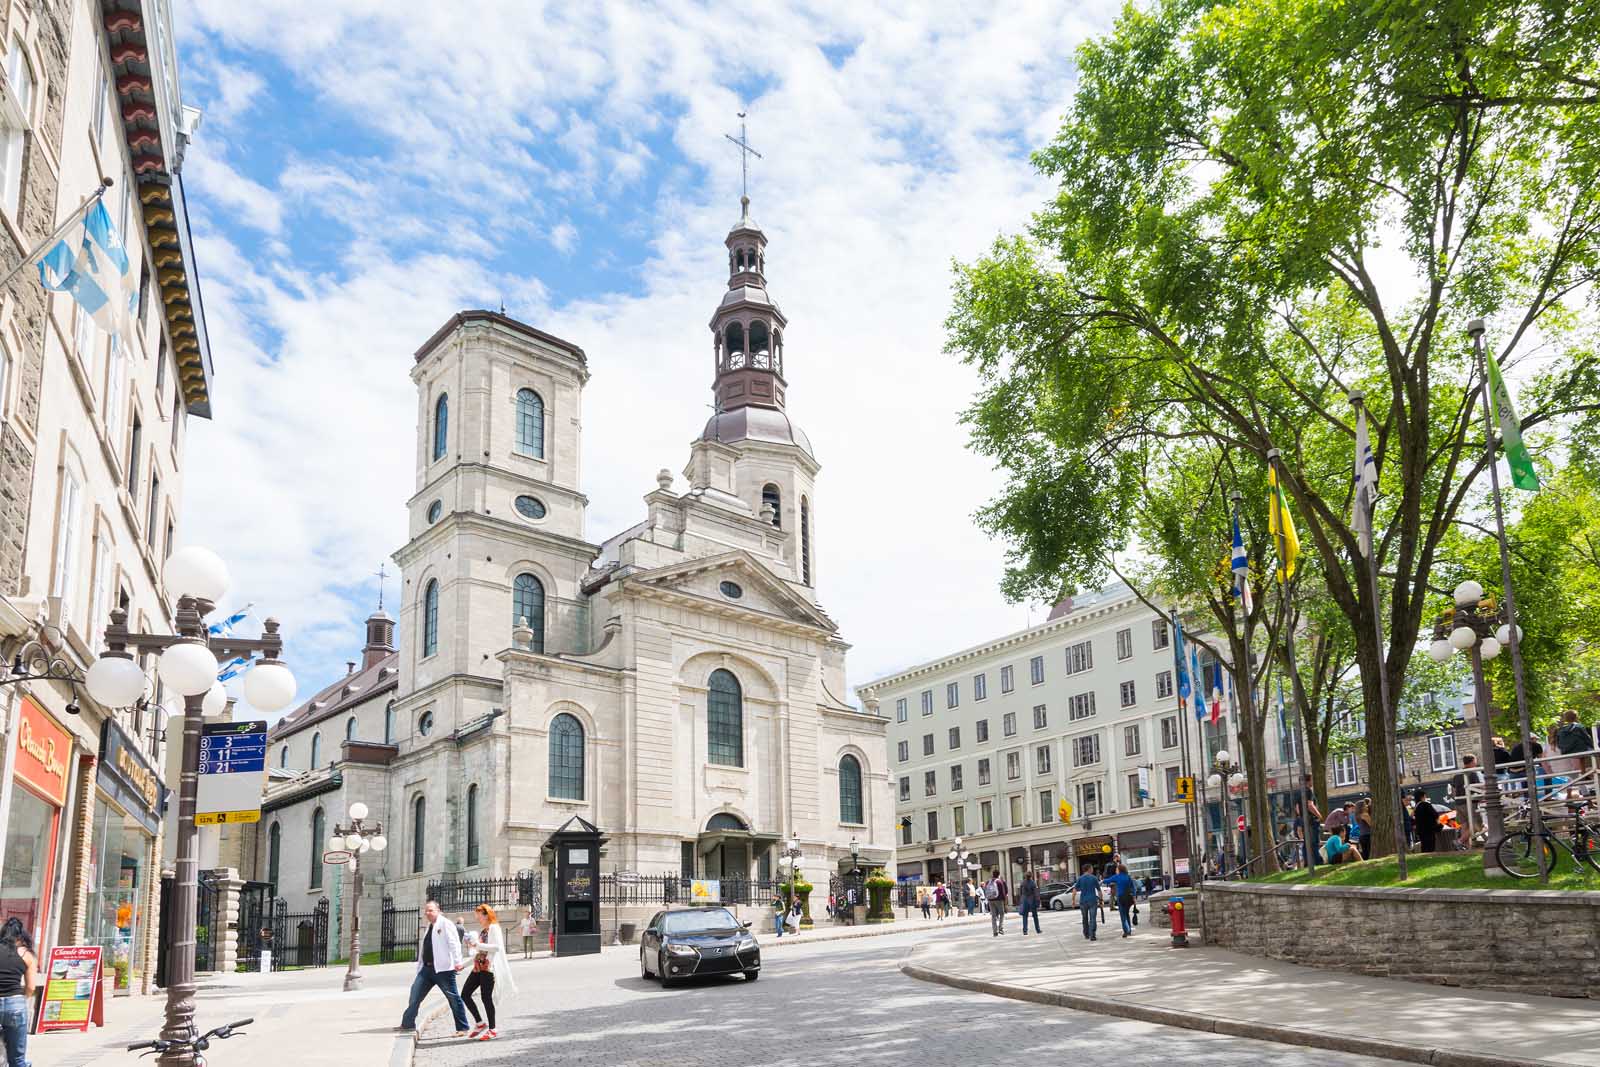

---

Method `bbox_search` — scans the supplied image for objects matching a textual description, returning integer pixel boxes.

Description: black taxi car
[639,906,761,985]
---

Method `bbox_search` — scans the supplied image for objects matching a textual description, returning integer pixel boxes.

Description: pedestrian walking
[985,869,1008,935]
[460,904,515,1041]
[0,918,37,1067]
[1413,788,1440,853]
[1017,872,1042,934]
[398,899,470,1036]
[826,891,836,918]
[517,908,538,959]
[1073,868,1101,941]
[933,881,947,919]
[1355,799,1376,857]
[771,892,787,937]
[919,887,933,919]
[1300,774,1323,864]
[965,880,977,915]
[1104,864,1137,938]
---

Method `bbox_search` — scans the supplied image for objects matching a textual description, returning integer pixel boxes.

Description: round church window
[719,581,743,599]
[515,495,547,520]
[427,500,442,524]
[418,710,434,736]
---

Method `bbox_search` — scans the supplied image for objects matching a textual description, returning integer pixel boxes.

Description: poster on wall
[37,945,102,1032]
[689,879,721,904]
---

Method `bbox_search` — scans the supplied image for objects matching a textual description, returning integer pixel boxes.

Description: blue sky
[170,1,1122,718]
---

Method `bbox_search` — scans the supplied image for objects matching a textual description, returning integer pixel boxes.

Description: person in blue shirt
[1073,868,1102,941]
[1103,864,1137,937]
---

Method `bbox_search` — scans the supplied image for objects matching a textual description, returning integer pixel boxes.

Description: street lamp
[1428,580,1513,869]
[946,837,979,910]
[331,801,387,991]
[1206,750,1246,878]
[84,547,296,1065]
[777,835,803,916]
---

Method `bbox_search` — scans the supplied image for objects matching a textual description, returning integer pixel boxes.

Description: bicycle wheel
[1495,832,1556,879]
[1575,824,1600,874]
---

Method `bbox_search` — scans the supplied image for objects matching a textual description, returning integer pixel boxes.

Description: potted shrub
[865,869,895,922]
[783,879,815,927]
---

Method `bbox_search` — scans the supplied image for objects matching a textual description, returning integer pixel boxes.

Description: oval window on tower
[418,709,434,737]
[515,495,547,520]
[719,580,743,600]
[427,500,443,524]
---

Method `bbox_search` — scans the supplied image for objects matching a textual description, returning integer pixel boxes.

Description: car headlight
[736,936,757,949]
[666,943,698,957]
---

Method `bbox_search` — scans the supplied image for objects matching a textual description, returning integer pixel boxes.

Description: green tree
[947,0,1600,859]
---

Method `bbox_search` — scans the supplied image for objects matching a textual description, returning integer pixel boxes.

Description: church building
[356,195,892,915]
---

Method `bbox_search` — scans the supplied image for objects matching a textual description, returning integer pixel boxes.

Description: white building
[255,195,892,945]
[864,585,1303,892]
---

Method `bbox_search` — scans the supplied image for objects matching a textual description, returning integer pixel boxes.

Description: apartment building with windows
[864,585,1303,891]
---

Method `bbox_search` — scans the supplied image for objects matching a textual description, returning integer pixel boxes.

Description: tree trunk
[1354,622,1400,858]
[1229,630,1279,875]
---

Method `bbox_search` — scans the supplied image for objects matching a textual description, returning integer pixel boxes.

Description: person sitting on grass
[1321,831,1362,865]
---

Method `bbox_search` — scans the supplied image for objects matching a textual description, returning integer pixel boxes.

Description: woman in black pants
[459,904,515,1041]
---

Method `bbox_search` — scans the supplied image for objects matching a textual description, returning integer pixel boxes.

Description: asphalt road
[415,926,1405,1066]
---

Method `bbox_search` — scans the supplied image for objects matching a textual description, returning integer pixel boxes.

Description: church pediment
[622,551,837,634]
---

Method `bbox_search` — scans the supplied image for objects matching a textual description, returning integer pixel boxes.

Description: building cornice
[619,577,832,639]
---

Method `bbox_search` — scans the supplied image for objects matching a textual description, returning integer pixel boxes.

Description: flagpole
[1172,609,1200,889]
[1229,490,1275,872]
[1466,320,1546,881]
[0,177,114,294]
[1267,448,1316,876]
[1349,394,1408,880]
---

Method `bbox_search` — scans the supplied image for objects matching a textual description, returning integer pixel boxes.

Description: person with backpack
[1103,864,1137,938]
[984,869,1008,935]
[1017,871,1042,934]
[1073,867,1102,941]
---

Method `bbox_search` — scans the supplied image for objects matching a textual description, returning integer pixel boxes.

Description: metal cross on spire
[723,110,763,201]
[374,563,389,611]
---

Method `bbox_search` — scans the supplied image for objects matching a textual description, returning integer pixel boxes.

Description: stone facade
[1202,880,1600,999]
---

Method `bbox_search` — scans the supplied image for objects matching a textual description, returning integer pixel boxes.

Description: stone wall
[1202,880,1600,999]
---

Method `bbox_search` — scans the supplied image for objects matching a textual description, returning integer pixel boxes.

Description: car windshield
[663,908,740,936]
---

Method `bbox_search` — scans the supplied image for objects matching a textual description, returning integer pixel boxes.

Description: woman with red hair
[459,904,516,1040]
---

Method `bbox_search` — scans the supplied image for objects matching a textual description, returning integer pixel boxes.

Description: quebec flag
[37,199,134,339]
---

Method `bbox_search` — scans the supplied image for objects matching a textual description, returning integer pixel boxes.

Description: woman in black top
[0,917,37,1067]
[1412,789,1439,853]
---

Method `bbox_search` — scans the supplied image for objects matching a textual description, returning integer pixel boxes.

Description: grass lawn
[1251,850,1600,891]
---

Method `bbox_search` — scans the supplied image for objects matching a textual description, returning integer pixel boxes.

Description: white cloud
[173,0,1121,706]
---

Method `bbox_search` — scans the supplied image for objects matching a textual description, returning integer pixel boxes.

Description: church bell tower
[710,195,788,414]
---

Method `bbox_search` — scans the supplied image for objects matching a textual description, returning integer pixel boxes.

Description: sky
[170,0,1124,718]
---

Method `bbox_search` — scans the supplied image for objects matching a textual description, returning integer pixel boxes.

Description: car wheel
[1050,898,1066,911]
[744,969,759,982]
[658,950,676,987]
[640,950,653,980]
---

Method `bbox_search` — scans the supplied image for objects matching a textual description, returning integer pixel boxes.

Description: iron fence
[426,870,540,912]
[380,895,420,963]
[235,881,274,972]
[269,897,329,970]
[195,873,222,972]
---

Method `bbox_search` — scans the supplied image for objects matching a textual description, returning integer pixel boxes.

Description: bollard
[1168,895,1189,947]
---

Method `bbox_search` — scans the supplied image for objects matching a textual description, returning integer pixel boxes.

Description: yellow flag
[1267,464,1301,582]
[1058,798,1073,825]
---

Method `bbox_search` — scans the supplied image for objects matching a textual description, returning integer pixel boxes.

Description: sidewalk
[756,909,991,947]
[901,925,1600,1067]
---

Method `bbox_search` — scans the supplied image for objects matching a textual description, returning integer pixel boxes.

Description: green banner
[1486,350,1539,492]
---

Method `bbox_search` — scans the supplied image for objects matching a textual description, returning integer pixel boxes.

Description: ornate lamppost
[1206,751,1246,878]
[777,835,803,915]
[330,802,387,991]
[1427,579,1512,869]
[946,837,978,910]
[83,547,297,1066]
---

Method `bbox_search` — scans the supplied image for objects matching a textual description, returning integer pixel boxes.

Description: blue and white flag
[1173,616,1191,709]
[209,606,251,681]
[1231,513,1253,615]
[1191,642,1205,722]
[1353,405,1380,557]
[37,199,134,340]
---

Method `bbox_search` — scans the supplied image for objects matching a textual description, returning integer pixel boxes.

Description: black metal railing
[426,870,540,912]
[235,881,274,972]
[195,873,222,972]
[380,895,420,963]
[269,897,329,970]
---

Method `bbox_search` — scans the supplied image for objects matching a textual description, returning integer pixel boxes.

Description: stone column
[141,829,163,994]
[65,754,98,944]
[215,869,243,974]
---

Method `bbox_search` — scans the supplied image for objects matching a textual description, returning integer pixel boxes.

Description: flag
[1209,662,1223,726]
[1352,405,1380,556]
[210,606,251,681]
[1191,643,1205,722]
[1230,513,1253,614]
[1277,679,1291,751]
[1267,464,1301,582]
[1485,349,1540,492]
[37,199,134,341]
[1173,616,1191,711]
[1058,797,1073,825]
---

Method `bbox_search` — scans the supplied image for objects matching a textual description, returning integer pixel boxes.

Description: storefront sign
[37,945,102,1032]
[97,721,162,834]
[16,697,71,806]
[196,720,267,825]
[1074,835,1115,858]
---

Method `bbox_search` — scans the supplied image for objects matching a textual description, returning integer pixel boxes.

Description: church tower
[697,197,821,593]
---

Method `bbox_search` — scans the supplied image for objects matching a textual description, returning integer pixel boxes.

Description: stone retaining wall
[1201,881,1600,999]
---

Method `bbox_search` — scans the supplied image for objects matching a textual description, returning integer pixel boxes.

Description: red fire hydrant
[1168,895,1189,948]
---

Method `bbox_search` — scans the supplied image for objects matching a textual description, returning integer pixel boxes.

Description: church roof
[269,650,399,741]
[414,310,587,365]
[700,405,814,457]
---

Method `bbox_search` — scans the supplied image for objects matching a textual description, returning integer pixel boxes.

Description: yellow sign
[1058,798,1073,825]
[1175,776,1195,803]
[196,810,261,826]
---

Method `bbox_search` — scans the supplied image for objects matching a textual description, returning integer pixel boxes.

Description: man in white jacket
[398,900,470,1035]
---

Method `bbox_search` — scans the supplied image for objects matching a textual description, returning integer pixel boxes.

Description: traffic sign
[197,720,267,826]
[1175,776,1195,803]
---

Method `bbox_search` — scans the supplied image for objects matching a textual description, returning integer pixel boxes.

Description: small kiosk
[546,815,604,957]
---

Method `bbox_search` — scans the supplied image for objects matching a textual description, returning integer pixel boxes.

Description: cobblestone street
[417,926,1404,1066]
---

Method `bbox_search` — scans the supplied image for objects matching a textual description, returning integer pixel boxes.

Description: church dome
[701,406,814,458]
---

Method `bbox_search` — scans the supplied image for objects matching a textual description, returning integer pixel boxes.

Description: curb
[764,915,990,948]
[898,957,1567,1067]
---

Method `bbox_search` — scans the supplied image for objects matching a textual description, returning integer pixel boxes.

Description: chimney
[346,661,356,675]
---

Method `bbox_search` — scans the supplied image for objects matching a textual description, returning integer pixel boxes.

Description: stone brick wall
[1202,880,1600,999]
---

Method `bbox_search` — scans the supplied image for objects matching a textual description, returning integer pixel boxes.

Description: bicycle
[127,1018,253,1063]
[1494,802,1600,878]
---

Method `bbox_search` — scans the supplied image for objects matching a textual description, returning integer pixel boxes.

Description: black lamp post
[329,804,386,991]
[1207,752,1246,877]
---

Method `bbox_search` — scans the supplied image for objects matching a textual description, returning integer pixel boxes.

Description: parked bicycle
[1494,802,1600,878]
[127,1018,252,1063]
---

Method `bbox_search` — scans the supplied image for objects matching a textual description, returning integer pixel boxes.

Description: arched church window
[513,573,546,653]
[801,497,812,585]
[515,388,544,458]
[549,714,585,800]
[279,746,288,769]
[749,321,770,368]
[725,322,745,364]
[422,579,439,657]
[432,393,448,461]
[310,807,325,889]
[267,822,281,889]
[706,812,746,831]
[762,483,781,528]
[345,717,356,742]
[309,732,321,769]
[773,329,783,376]
[466,784,480,866]
[839,754,864,825]
[411,794,426,873]
[384,701,395,744]
[707,669,744,767]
